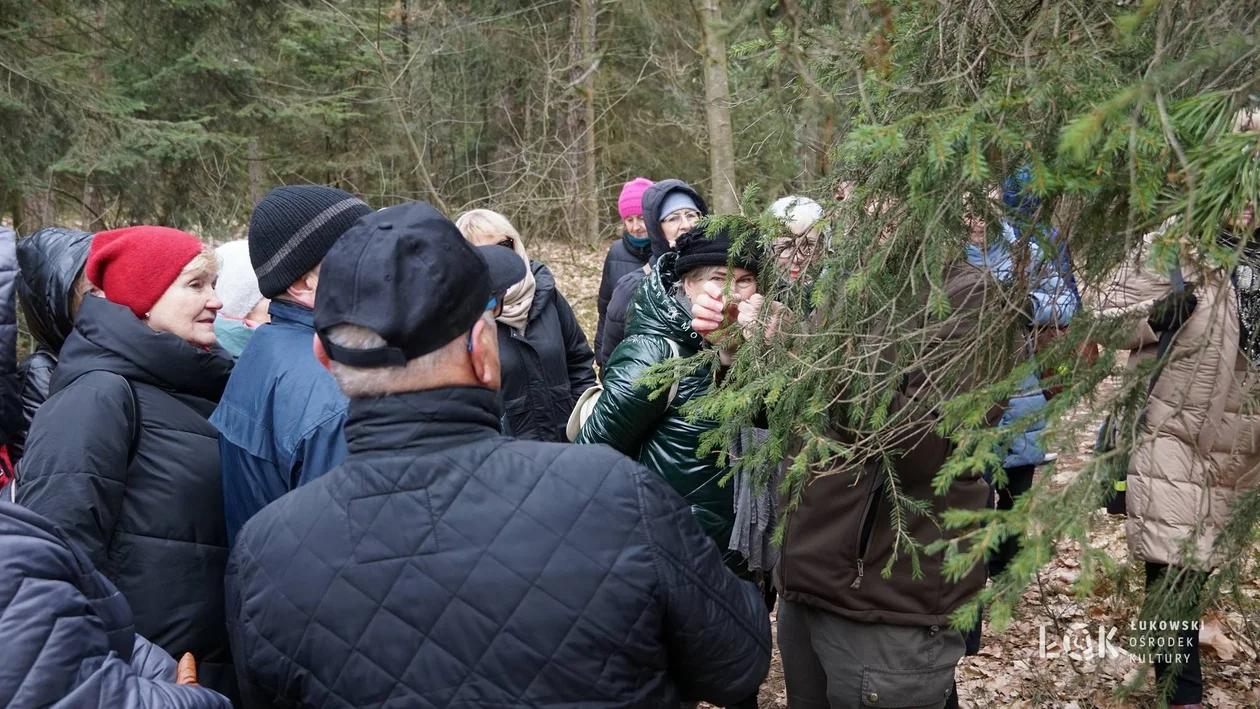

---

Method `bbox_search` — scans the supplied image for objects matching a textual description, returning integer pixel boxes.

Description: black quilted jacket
[227,386,771,709]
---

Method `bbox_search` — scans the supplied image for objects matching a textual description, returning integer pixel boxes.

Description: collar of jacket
[267,299,315,329]
[622,232,651,259]
[344,386,502,457]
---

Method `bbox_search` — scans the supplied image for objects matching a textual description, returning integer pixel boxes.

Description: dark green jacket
[576,253,741,572]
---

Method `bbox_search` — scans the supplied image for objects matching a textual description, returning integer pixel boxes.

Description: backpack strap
[121,376,141,467]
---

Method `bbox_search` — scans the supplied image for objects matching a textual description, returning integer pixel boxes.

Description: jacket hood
[17,227,95,352]
[641,180,708,260]
[50,296,234,402]
[625,253,706,350]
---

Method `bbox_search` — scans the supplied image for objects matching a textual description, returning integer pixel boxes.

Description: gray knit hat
[248,185,372,298]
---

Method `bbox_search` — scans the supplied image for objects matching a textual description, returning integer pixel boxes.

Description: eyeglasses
[772,238,816,260]
[497,237,515,250]
[662,210,701,227]
[467,296,502,351]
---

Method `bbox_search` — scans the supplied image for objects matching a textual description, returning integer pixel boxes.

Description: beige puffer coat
[1089,231,1260,570]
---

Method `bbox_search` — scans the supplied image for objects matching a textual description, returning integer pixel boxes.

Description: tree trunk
[16,181,54,236]
[248,138,265,208]
[569,0,599,244]
[695,0,738,213]
[579,0,599,245]
[397,0,422,199]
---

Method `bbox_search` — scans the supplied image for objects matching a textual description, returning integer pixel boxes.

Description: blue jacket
[211,300,348,547]
[0,502,230,709]
[966,223,1078,469]
[226,387,771,708]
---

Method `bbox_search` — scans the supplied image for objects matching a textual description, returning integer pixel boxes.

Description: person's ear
[312,333,332,373]
[468,317,497,386]
[286,270,319,309]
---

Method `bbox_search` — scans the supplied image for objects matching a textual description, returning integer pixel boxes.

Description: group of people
[0,111,1257,709]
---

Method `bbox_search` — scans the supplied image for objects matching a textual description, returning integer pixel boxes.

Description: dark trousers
[1143,562,1208,706]
[965,464,1036,655]
[777,600,962,709]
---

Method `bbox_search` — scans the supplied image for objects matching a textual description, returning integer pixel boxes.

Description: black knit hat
[248,185,372,298]
[674,221,762,276]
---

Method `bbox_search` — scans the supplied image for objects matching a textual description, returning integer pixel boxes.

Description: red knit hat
[87,226,208,318]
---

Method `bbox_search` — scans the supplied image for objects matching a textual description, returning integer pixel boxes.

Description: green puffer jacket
[576,253,743,573]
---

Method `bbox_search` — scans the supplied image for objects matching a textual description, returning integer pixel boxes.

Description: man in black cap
[212,185,373,546]
[225,201,771,709]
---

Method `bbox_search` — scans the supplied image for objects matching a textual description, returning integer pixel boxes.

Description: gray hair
[682,264,725,285]
[325,324,458,397]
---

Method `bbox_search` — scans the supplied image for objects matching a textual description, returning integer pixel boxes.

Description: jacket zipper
[850,466,884,590]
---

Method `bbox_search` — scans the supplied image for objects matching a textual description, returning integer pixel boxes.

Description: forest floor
[535,238,1260,709]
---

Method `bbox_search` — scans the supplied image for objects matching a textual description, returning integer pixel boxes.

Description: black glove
[1147,283,1197,333]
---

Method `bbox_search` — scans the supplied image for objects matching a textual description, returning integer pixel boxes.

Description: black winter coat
[498,261,596,442]
[0,228,19,451]
[0,503,231,709]
[600,180,707,365]
[16,296,238,702]
[227,387,771,709]
[12,227,94,462]
[594,233,650,366]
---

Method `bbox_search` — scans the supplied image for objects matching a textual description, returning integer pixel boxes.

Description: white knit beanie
[215,240,265,319]
[770,196,824,236]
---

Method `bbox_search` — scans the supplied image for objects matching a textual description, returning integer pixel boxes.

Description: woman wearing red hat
[16,225,239,703]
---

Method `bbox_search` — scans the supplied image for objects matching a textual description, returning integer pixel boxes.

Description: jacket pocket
[548,383,578,441]
[860,662,956,708]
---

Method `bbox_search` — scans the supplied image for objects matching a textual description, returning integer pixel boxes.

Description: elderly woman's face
[682,266,758,304]
[772,231,819,282]
[623,215,647,239]
[146,259,222,348]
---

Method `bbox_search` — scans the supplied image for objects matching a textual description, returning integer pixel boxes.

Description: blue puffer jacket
[227,387,771,708]
[965,182,1080,469]
[0,503,230,709]
[211,300,349,547]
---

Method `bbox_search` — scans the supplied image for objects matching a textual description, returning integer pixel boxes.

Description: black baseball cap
[314,201,526,368]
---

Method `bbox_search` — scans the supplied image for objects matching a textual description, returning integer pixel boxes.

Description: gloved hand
[1147,283,1197,332]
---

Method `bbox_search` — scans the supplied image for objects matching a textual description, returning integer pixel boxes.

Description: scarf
[498,236,537,333]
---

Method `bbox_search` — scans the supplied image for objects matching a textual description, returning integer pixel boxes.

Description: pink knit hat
[618,178,654,219]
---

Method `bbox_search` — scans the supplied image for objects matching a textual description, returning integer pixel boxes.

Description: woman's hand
[690,282,728,340]
[690,282,744,362]
[737,294,788,343]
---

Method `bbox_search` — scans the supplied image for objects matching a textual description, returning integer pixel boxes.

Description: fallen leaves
[1199,618,1242,662]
